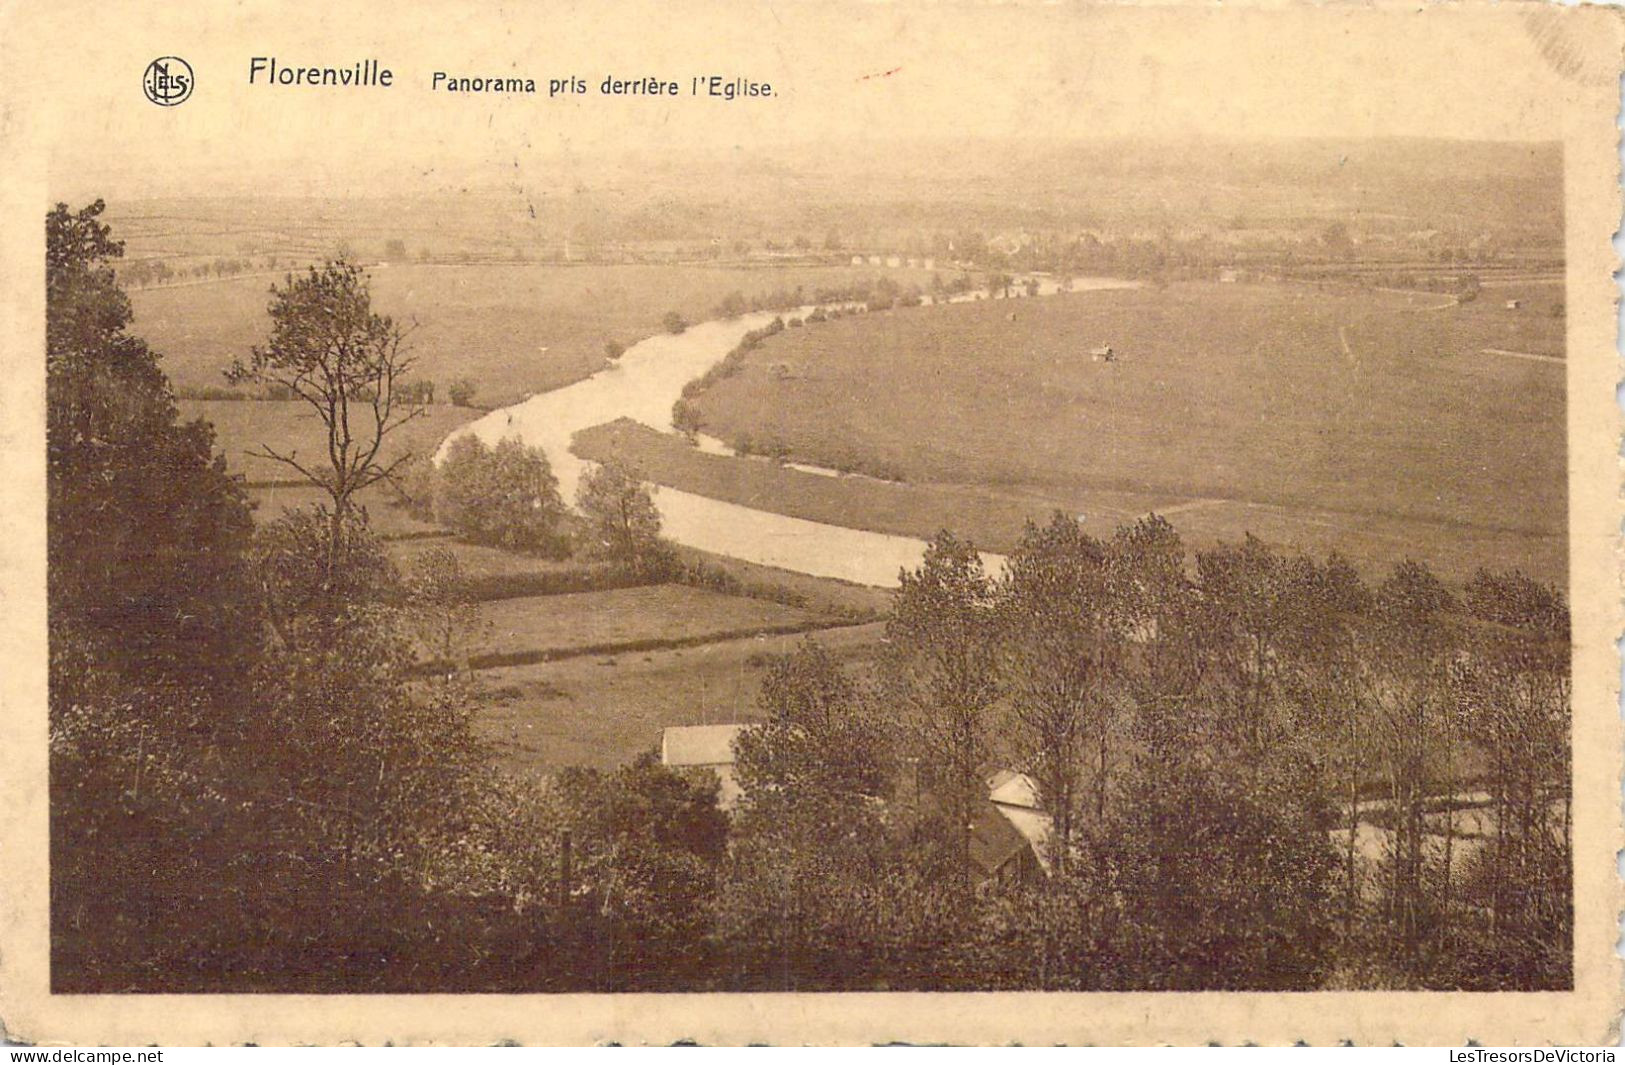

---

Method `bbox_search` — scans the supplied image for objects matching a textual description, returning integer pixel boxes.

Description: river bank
[438,276,1138,587]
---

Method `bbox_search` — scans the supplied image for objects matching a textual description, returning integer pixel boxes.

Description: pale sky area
[8,0,1609,203]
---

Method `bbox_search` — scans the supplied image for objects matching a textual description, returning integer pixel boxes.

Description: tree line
[47,201,1568,993]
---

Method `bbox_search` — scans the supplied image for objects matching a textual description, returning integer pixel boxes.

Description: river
[438,276,1138,588]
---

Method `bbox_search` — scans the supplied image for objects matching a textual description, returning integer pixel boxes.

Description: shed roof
[661,723,748,768]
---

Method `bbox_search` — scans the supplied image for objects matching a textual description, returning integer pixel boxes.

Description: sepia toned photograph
[1,0,1621,1047]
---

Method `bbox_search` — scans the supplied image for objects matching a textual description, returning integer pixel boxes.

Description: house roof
[996,804,1053,869]
[988,771,1041,809]
[661,723,748,768]
[969,801,1033,876]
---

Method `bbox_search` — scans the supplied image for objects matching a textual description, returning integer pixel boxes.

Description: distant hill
[96,136,1561,264]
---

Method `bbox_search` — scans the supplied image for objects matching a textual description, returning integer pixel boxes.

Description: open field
[246,484,444,539]
[473,622,884,772]
[387,538,586,584]
[673,281,1564,582]
[576,419,1177,554]
[577,422,1563,587]
[140,263,937,406]
[666,544,895,619]
[471,584,829,665]
[179,399,478,484]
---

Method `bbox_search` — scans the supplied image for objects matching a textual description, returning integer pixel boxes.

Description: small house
[1089,345,1115,362]
[971,770,1053,889]
[1505,299,1522,310]
[660,723,750,810]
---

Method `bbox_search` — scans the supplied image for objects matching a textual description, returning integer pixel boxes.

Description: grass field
[473,622,883,772]
[575,419,1177,555]
[387,538,584,583]
[471,584,826,664]
[576,420,1562,586]
[676,282,1565,579]
[247,483,444,539]
[179,399,478,484]
[139,263,936,406]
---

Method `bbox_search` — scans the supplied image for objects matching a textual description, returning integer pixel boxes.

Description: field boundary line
[1147,498,1227,519]
[415,616,873,675]
[1480,347,1564,365]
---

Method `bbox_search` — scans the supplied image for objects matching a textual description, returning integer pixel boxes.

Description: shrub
[662,311,688,335]
[714,291,749,319]
[447,378,478,407]
[433,435,570,555]
[671,398,702,436]
[575,462,671,577]
[604,339,626,360]
[176,385,253,401]
[396,379,437,406]
[388,455,439,521]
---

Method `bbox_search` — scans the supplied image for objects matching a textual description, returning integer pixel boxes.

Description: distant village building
[1089,345,1116,362]
[1218,268,1239,283]
[851,255,865,267]
[1505,298,1522,310]
[660,724,749,810]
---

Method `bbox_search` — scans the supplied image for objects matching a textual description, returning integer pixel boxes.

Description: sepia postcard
[0,0,1621,1047]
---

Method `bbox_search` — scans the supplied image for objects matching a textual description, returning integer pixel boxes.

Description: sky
[6,0,1614,203]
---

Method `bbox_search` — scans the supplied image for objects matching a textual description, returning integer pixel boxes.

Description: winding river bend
[438,277,1138,588]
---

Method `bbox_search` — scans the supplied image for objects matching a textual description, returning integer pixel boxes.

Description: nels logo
[143,56,194,106]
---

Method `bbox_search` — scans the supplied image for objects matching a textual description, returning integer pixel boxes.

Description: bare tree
[228,260,423,585]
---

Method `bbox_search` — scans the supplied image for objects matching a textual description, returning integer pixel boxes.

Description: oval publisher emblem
[143,56,193,106]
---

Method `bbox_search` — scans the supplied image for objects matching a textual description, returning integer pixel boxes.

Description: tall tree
[46,200,255,676]
[1105,515,1205,761]
[227,260,422,592]
[1196,534,1311,755]
[884,531,1002,883]
[1362,559,1458,960]
[1454,569,1571,984]
[47,201,256,989]
[433,434,567,554]
[575,461,666,576]
[997,513,1116,866]
[734,639,893,801]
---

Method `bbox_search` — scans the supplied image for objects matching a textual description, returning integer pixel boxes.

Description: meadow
[672,281,1565,583]
[574,419,1175,554]
[473,622,883,772]
[179,399,478,484]
[140,262,936,407]
[470,584,829,665]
